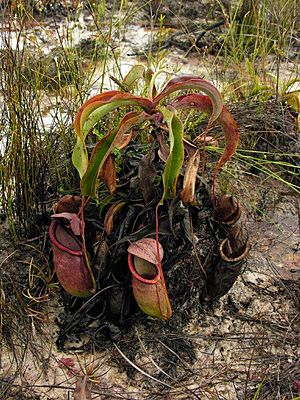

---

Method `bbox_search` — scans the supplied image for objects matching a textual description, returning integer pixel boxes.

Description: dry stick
[144,337,205,399]
[194,121,216,203]
[193,245,207,279]
[296,199,300,237]
[195,20,225,46]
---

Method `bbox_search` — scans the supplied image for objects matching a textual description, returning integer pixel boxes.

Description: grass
[208,146,300,193]
[0,0,126,242]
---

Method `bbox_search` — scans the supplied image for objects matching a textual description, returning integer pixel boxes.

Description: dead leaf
[115,132,133,149]
[92,238,110,281]
[157,132,169,162]
[104,201,126,236]
[180,149,200,205]
[99,154,116,194]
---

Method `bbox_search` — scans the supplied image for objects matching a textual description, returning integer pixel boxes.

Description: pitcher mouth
[219,237,251,263]
[49,219,83,256]
[128,253,161,284]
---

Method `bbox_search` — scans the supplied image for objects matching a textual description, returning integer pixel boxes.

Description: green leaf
[81,111,148,198]
[159,106,184,201]
[72,137,88,178]
[123,65,146,90]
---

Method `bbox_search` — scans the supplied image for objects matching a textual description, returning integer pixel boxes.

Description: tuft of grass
[0,0,128,243]
[208,146,300,194]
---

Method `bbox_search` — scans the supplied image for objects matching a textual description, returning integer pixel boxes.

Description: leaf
[51,212,81,236]
[73,376,91,400]
[293,380,300,394]
[159,106,184,201]
[171,94,239,200]
[122,64,145,90]
[72,92,153,178]
[54,195,82,214]
[92,238,110,281]
[74,91,153,142]
[72,137,89,179]
[156,132,169,162]
[104,201,126,236]
[127,238,164,265]
[115,132,133,149]
[58,357,79,377]
[183,138,198,154]
[180,149,200,206]
[283,92,300,113]
[281,77,300,95]
[144,68,157,98]
[81,111,148,197]
[153,76,223,127]
[99,154,116,194]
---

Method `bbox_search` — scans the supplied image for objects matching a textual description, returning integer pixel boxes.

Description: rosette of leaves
[72,66,239,205]
[67,66,239,309]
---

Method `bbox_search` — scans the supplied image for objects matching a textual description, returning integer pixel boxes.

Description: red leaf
[153,76,223,127]
[74,91,153,141]
[293,380,300,394]
[58,358,79,377]
[172,94,239,201]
